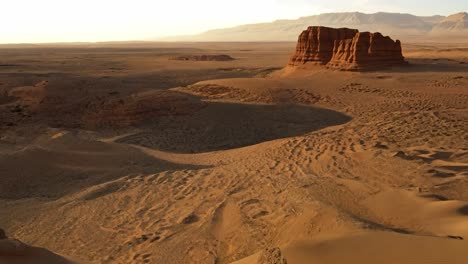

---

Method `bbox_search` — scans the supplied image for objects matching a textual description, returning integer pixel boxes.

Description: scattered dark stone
[181,213,199,224]
[171,54,235,61]
[10,106,23,113]
[241,198,260,207]
[376,75,392,79]
[253,210,269,219]
[457,205,468,215]
[150,236,161,242]
[429,151,453,160]
[447,235,464,240]
[257,247,287,264]
[356,216,413,235]
[428,169,456,178]
[0,228,6,239]
[421,194,449,201]
[393,151,411,159]
[374,143,389,149]
[438,166,466,172]
[134,234,150,244]
[415,149,430,154]
[393,151,433,163]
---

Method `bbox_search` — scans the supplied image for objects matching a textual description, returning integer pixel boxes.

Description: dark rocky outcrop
[171,54,235,61]
[82,90,206,128]
[257,247,287,264]
[0,229,6,240]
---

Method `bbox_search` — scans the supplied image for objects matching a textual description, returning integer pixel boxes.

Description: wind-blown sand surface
[0,42,467,263]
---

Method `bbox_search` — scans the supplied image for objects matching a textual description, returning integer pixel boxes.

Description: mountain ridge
[162,11,468,42]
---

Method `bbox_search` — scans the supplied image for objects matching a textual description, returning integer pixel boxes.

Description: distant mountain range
[164,12,468,42]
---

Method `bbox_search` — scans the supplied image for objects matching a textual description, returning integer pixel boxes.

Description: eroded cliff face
[289,26,407,70]
[289,27,359,65]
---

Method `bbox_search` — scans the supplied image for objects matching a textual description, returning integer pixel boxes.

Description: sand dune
[235,231,468,264]
[0,42,467,263]
[0,230,73,264]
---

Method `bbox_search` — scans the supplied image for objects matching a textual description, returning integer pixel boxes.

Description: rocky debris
[447,235,464,240]
[171,54,235,61]
[82,90,206,128]
[181,213,199,224]
[0,229,6,240]
[257,247,287,264]
[289,26,407,70]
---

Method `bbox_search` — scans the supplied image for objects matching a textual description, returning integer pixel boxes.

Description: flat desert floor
[0,42,467,264]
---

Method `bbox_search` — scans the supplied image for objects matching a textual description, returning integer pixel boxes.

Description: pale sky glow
[1,0,467,44]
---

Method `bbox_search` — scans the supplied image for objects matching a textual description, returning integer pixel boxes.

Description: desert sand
[0,40,467,263]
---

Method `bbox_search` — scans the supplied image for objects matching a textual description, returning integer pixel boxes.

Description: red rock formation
[289,27,358,65]
[289,26,407,70]
[328,32,406,69]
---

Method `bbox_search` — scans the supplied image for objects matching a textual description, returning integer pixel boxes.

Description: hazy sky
[1,0,467,43]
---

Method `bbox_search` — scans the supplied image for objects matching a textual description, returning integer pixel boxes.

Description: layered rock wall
[289,27,358,65]
[289,26,406,70]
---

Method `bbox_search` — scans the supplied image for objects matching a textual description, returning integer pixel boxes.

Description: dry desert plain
[0,41,467,263]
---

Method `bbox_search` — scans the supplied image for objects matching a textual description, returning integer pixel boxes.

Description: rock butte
[289,26,407,70]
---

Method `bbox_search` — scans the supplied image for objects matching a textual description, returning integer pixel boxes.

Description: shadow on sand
[0,138,209,200]
[117,101,351,154]
[394,58,468,73]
